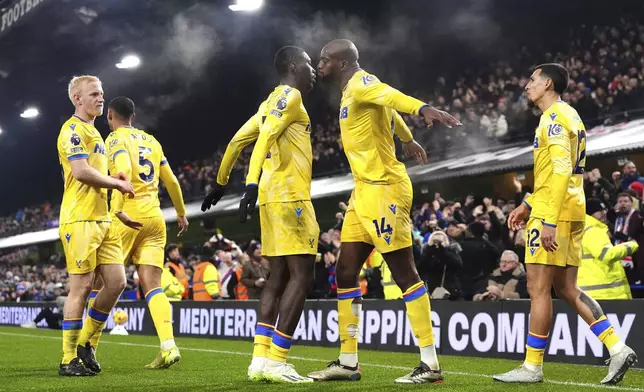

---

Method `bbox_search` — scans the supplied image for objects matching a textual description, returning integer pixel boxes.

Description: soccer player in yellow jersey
[202,46,318,383]
[309,39,461,384]
[57,75,135,376]
[493,64,637,385]
[102,96,188,369]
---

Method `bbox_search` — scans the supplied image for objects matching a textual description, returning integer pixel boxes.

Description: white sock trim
[160,339,175,351]
[420,345,440,370]
[339,353,358,368]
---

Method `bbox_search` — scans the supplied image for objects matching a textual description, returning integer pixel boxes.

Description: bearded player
[57,75,134,376]
[493,63,637,384]
[202,46,318,383]
[308,39,461,384]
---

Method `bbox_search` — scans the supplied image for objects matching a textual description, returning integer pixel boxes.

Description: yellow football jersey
[57,115,110,224]
[105,127,166,219]
[339,70,426,184]
[525,100,586,224]
[246,85,313,205]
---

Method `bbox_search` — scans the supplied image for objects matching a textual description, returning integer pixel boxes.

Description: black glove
[239,184,258,223]
[201,183,227,212]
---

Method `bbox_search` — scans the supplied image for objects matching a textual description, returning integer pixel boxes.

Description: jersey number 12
[573,130,587,174]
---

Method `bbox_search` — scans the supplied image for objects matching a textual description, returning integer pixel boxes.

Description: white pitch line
[1,331,643,391]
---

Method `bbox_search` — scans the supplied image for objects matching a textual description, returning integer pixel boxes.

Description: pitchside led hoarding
[1,299,641,368]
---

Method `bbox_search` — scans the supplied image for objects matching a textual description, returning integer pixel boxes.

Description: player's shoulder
[273,85,302,109]
[350,70,380,91]
[60,116,89,136]
[544,100,583,126]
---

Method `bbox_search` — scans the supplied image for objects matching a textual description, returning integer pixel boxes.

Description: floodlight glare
[116,54,141,69]
[20,107,39,119]
[229,0,263,12]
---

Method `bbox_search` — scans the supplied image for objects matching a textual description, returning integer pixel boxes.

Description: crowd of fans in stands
[4,18,644,237]
[4,158,644,303]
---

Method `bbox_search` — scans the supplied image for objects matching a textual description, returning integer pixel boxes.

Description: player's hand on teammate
[507,202,529,231]
[239,184,258,223]
[114,211,143,231]
[112,172,135,198]
[541,224,558,252]
[201,183,227,212]
[177,216,189,237]
[402,139,428,164]
[420,106,462,128]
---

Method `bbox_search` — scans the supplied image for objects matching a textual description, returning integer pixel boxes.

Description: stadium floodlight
[229,0,263,12]
[0,126,3,135]
[20,108,39,119]
[116,54,141,69]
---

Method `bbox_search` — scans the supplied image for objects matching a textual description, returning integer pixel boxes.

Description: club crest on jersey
[295,207,303,218]
[276,97,288,110]
[65,233,71,243]
[70,133,81,146]
[389,204,397,214]
[549,112,557,121]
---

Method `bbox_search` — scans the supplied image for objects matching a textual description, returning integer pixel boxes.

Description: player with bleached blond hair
[57,75,134,376]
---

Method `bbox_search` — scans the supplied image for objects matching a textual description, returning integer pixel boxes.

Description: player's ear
[131,113,136,124]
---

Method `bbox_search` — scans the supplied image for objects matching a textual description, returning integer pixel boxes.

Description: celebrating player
[202,46,318,383]
[57,75,134,376]
[308,39,460,384]
[102,97,188,369]
[493,64,637,384]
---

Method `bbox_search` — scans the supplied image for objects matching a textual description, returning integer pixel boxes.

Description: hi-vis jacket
[578,215,636,300]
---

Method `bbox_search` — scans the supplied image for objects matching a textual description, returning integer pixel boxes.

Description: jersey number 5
[138,146,154,182]
[573,130,587,174]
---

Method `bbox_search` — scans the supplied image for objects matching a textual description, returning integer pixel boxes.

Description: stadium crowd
[4,157,644,304]
[4,18,644,237]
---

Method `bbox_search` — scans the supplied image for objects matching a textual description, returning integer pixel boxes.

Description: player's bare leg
[308,241,373,382]
[138,264,181,369]
[494,264,555,383]
[249,256,288,380]
[262,254,315,383]
[59,271,96,376]
[383,246,442,384]
[76,264,126,373]
[554,267,637,384]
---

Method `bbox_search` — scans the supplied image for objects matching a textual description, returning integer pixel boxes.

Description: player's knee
[527,278,551,299]
[554,285,579,304]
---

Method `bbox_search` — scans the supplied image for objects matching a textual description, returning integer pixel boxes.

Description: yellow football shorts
[341,178,413,254]
[259,200,319,257]
[59,221,122,275]
[114,215,166,268]
[524,217,584,267]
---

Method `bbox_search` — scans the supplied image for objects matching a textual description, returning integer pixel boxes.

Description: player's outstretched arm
[69,159,134,197]
[240,92,300,222]
[354,76,461,128]
[202,115,261,212]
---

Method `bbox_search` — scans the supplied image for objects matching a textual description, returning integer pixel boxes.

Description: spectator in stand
[613,161,644,191]
[240,242,269,300]
[473,250,527,301]
[418,231,463,300]
[457,222,500,300]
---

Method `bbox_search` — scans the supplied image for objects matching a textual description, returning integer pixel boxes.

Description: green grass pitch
[1,325,642,391]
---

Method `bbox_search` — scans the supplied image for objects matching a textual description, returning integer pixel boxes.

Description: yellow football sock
[253,323,274,358]
[337,288,362,356]
[61,318,83,364]
[525,332,548,366]
[145,287,174,344]
[267,330,291,363]
[86,290,103,348]
[403,282,435,347]
[590,316,620,350]
[78,307,109,347]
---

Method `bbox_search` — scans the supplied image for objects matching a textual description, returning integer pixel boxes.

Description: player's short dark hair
[109,96,135,119]
[166,243,179,256]
[535,63,569,95]
[274,46,305,77]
